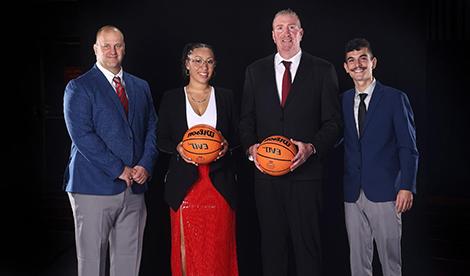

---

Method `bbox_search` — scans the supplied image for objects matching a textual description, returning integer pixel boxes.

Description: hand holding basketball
[215,131,229,161]
[290,139,315,171]
[248,143,263,172]
[256,135,298,176]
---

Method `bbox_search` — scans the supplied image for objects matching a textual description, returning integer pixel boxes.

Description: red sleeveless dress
[170,164,238,276]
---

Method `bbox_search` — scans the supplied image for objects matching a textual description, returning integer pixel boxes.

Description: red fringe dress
[170,164,238,276]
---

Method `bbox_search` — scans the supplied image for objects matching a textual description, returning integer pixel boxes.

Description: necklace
[188,92,209,104]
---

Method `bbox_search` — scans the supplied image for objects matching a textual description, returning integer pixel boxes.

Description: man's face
[344,47,376,83]
[93,29,125,74]
[272,14,303,58]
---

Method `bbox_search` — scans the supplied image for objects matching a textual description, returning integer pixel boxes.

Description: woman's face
[185,47,216,84]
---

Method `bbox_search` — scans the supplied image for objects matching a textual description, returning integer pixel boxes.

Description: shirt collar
[275,49,302,67]
[355,78,377,98]
[96,62,124,84]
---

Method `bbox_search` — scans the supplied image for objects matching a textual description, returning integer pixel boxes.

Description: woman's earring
[185,68,190,76]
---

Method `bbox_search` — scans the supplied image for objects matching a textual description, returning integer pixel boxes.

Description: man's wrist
[308,143,316,155]
[247,144,258,161]
[246,148,254,161]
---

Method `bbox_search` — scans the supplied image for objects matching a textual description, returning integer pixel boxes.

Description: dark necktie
[358,93,368,137]
[281,61,292,107]
[113,76,128,115]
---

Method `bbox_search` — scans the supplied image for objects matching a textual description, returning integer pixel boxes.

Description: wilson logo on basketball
[262,136,292,147]
[256,135,298,176]
[181,124,223,164]
[187,129,215,138]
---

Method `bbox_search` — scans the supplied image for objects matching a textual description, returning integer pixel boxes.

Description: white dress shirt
[96,62,128,98]
[274,50,302,104]
[354,78,376,136]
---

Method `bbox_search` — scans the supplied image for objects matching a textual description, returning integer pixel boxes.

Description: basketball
[256,135,298,176]
[181,124,223,164]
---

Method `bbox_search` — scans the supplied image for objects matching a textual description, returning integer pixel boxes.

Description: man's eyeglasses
[188,57,216,67]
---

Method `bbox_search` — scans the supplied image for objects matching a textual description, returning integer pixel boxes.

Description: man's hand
[248,143,264,173]
[131,165,149,185]
[119,166,136,187]
[290,140,315,171]
[396,190,413,213]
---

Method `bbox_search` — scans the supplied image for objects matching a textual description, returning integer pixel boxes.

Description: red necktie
[281,61,292,107]
[113,76,128,115]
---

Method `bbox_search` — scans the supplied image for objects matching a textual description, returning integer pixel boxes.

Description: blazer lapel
[345,91,359,141]
[123,73,135,123]
[94,67,129,121]
[363,82,384,134]
[257,55,281,109]
[284,55,308,108]
[180,88,189,131]
[215,87,223,131]
[265,56,282,108]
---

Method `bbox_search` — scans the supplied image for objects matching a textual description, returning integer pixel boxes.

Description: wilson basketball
[181,124,223,164]
[256,135,298,176]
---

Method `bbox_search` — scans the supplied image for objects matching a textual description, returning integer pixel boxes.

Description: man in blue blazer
[63,25,157,276]
[341,38,419,276]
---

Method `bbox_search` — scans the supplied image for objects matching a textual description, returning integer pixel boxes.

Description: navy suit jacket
[342,81,418,202]
[63,65,158,195]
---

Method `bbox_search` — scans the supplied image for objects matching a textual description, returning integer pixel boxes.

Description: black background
[3,0,469,275]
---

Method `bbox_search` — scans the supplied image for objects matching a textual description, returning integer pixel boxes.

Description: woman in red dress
[157,42,239,276]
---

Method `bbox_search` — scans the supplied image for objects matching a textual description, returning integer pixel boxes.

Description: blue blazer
[342,81,418,202]
[63,65,158,195]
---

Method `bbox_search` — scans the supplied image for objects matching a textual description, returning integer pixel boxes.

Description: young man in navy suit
[342,38,419,276]
[63,25,157,276]
[239,9,342,276]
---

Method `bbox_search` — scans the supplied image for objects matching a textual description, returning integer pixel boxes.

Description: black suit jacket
[157,87,239,210]
[239,52,342,180]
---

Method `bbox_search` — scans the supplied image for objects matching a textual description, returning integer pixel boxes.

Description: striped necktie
[113,76,128,115]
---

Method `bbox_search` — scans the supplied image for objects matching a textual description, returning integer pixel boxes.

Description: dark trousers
[255,178,322,276]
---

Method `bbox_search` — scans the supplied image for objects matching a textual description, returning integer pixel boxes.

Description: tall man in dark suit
[239,9,342,276]
[341,38,419,276]
[63,25,158,276]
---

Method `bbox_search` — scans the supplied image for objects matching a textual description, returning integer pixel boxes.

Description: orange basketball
[256,135,298,176]
[181,124,223,164]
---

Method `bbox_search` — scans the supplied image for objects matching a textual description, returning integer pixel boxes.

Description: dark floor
[2,186,468,276]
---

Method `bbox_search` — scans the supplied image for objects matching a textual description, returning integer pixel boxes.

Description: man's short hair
[344,38,373,58]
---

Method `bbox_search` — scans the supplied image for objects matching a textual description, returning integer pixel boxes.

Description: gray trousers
[68,188,147,276]
[345,190,402,276]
